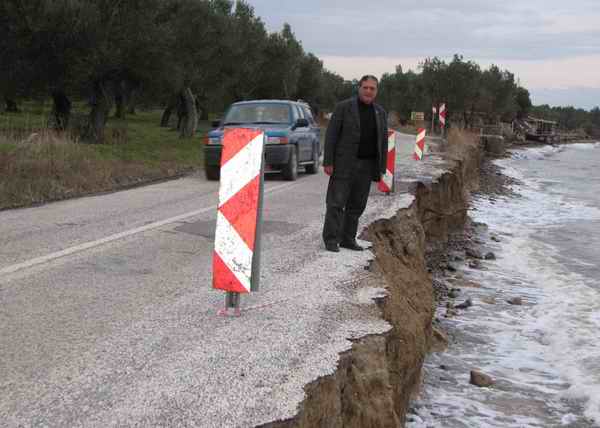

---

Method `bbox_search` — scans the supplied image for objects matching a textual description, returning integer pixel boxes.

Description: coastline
[260,130,483,427]
[4,129,597,426]
[407,138,600,427]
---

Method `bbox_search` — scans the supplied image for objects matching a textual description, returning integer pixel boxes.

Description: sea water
[408,142,600,427]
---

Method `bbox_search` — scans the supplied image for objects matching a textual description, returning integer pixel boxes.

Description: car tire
[305,143,319,174]
[205,166,220,181]
[282,147,298,181]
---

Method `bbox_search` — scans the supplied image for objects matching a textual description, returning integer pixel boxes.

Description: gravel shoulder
[1,133,455,427]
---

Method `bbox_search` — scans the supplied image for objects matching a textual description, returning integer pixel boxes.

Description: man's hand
[323,165,333,176]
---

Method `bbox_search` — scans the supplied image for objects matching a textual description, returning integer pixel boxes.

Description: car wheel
[305,143,319,174]
[282,147,298,181]
[205,166,220,181]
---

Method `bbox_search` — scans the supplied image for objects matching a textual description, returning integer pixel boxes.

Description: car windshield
[224,103,291,125]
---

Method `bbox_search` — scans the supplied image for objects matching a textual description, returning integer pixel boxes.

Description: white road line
[0,181,300,277]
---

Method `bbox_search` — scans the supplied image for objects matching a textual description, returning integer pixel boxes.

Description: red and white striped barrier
[439,103,446,128]
[213,128,265,314]
[413,128,427,160]
[378,130,396,193]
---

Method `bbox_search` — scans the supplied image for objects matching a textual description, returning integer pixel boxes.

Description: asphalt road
[0,133,440,427]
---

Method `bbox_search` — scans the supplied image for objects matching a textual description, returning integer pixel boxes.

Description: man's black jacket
[323,96,388,181]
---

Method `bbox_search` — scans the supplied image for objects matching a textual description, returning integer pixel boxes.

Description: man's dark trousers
[323,158,375,245]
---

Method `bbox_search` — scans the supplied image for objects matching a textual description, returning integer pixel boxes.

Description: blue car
[203,100,321,181]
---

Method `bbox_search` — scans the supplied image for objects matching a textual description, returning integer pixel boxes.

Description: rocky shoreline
[259,135,597,428]
[260,130,483,427]
[408,140,599,427]
[426,154,516,305]
[406,147,532,425]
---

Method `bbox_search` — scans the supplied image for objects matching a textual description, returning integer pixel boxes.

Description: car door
[293,104,310,161]
[297,105,313,162]
[301,105,320,156]
[290,104,306,162]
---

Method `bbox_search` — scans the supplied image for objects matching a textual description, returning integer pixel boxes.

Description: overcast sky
[249,0,600,110]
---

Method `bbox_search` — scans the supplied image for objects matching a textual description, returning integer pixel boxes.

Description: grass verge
[0,108,209,210]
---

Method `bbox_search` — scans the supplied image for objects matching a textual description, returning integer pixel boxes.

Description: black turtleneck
[357,99,377,159]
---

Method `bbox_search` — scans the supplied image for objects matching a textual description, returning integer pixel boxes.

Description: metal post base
[217,291,242,317]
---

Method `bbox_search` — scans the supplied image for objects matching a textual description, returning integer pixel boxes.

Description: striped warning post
[439,103,446,128]
[378,130,396,193]
[213,128,265,297]
[413,128,427,160]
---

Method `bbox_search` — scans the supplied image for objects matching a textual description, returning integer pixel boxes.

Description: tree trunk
[83,81,112,144]
[115,80,140,119]
[115,92,124,119]
[283,80,290,99]
[50,90,72,130]
[176,91,186,132]
[160,106,172,127]
[196,93,209,120]
[195,97,203,121]
[199,106,208,121]
[127,86,138,115]
[180,87,198,138]
[5,99,19,112]
[160,94,178,127]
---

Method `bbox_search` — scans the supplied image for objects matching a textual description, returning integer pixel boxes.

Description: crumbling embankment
[260,130,482,428]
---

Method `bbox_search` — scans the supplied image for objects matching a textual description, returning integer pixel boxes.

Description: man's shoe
[340,241,364,251]
[325,242,340,252]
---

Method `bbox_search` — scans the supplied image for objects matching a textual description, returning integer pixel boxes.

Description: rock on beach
[470,370,495,387]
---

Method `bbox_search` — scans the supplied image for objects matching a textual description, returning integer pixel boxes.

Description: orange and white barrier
[413,128,427,160]
[213,128,265,314]
[439,103,446,128]
[378,130,396,193]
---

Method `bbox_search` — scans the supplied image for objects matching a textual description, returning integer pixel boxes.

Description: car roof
[231,100,308,107]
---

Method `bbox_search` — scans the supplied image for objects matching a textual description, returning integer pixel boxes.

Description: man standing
[322,75,388,252]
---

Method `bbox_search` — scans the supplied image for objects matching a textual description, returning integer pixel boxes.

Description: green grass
[0,141,17,153]
[96,110,210,167]
[0,103,211,209]
[1,105,209,165]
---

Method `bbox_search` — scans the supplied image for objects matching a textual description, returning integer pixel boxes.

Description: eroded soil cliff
[261,130,482,428]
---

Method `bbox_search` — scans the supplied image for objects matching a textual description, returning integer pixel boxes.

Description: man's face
[358,78,378,104]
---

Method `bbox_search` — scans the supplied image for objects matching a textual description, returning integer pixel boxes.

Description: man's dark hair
[359,75,379,87]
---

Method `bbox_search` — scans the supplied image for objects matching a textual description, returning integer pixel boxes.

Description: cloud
[530,87,600,110]
[321,54,600,88]
[248,0,600,108]
[320,55,422,81]
[494,55,600,89]
[250,0,600,60]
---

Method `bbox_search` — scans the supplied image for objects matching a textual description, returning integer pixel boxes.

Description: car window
[297,105,305,119]
[224,103,291,124]
[290,105,301,122]
[301,106,316,125]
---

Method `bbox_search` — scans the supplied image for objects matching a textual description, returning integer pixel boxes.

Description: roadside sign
[378,130,397,194]
[413,128,427,160]
[439,103,446,127]
[213,128,265,316]
[411,111,425,121]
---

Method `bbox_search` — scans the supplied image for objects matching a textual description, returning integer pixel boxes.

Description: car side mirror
[293,118,309,129]
[211,120,221,128]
